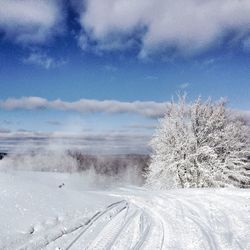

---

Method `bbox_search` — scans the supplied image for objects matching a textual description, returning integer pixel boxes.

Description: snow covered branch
[146,96,250,189]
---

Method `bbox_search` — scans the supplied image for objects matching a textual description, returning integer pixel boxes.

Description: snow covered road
[0,172,250,250]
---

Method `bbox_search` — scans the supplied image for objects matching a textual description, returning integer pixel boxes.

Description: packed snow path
[12,188,250,250]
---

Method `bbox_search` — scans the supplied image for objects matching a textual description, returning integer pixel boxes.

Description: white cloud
[0,97,168,118]
[76,0,250,56]
[0,130,151,154]
[77,32,89,50]
[0,0,64,44]
[3,96,249,123]
[0,97,47,110]
[23,52,67,69]
[179,83,190,89]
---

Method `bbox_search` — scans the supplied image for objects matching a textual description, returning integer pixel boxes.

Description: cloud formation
[2,0,250,56]
[77,0,250,56]
[0,97,168,118]
[0,130,150,154]
[0,128,11,134]
[0,0,64,44]
[23,52,67,69]
[1,97,250,122]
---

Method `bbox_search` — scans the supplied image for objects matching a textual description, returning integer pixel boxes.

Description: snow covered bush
[145,96,250,189]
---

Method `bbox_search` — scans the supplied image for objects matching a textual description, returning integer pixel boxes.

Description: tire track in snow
[13,188,250,250]
[132,213,152,250]
[128,197,165,250]
[84,204,129,249]
[64,200,128,250]
[111,211,150,250]
[17,200,127,250]
[17,198,154,250]
[64,201,154,250]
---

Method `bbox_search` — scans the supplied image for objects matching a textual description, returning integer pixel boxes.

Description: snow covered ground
[0,170,250,250]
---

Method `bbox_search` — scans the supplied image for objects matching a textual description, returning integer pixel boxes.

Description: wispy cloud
[0,0,64,44]
[77,32,89,51]
[179,82,190,89]
[104,64,118,72]
[23,52,67,69]
[0,97,168,118]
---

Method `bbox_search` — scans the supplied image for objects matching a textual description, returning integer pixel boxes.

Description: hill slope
[0,171,249,250]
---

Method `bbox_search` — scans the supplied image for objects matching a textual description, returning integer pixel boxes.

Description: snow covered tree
[145,96,250,189]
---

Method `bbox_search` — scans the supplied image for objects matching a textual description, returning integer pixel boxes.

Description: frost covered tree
[145,96,250,189]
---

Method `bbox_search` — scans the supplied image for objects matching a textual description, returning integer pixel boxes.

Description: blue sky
[0,0,250,153]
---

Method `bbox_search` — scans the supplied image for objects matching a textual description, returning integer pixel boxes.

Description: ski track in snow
[3,187,250,250]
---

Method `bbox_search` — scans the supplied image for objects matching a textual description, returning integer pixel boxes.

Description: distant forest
[69,151,150,176]
[0,151,150,177]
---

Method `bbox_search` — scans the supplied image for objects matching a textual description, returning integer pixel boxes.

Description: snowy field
[0,170,250,250]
